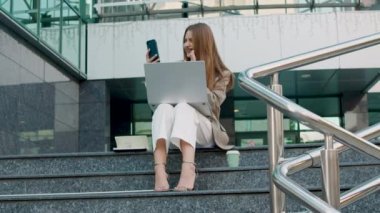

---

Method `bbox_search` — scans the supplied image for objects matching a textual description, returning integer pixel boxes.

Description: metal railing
[94,0,360,21]
[238,32,380,212]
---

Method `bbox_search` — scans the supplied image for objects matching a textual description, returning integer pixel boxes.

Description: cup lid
[226,150,240,154]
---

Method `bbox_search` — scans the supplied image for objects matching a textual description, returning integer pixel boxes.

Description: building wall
[1,11,378,155]
[0,22,109,155]
[86,11,380,146]
[87,11,380,79]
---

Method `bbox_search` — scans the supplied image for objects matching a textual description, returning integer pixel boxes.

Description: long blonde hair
[183,23,234,91]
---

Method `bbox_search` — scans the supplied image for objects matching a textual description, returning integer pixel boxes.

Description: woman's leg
[175,140,196,191]
[174,110,213,191]
[170,103,199,191]
[152,104,174,153]
[154,139,169,191]
[152,104,174,191]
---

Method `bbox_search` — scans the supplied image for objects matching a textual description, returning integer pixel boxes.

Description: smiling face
[182,23,233,90]
[183,30,194,59]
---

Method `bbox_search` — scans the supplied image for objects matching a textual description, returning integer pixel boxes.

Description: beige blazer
[207,70,234,150]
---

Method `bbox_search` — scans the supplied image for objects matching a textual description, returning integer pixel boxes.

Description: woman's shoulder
[220,69,235,90]
[215,70,230,81]
[221,69,233,78]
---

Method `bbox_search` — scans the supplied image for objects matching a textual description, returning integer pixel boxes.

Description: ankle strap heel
[154,162,167,167]
[182,161,196,166]
[174,161,197,192]
[182,161,197,175]
[154,162,169,192]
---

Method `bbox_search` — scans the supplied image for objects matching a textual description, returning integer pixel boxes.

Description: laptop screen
[144,61,211,117]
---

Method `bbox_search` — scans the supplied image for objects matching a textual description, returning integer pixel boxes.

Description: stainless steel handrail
[307,122,380,166]
[239,76,380,159]
[274,124,380,212]
[274,156,339,213]
[239,75,380,212]
[340,175,380,208]
[246,32,380,79]
[238,31,380,212]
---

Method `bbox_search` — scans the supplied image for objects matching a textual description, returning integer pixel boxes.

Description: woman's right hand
[187,50,196,61]
[146,49,160,63]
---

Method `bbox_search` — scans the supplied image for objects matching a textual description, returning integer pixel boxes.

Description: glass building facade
[0,0,87,74]
[115,74,380,150]
[0,22,81,154]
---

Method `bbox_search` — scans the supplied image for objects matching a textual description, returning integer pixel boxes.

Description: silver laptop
[144,61,212,117]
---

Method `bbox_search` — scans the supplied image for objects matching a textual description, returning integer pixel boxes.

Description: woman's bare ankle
[174,162,196,191]
[154,163,169,191]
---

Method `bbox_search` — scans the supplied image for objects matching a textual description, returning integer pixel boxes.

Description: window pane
[284,131,298,144]
[40,0,61,53]
[299,97,340,117]
[61,1,80,67]
[133,103,152,121]
[368,93,380,111]
[369,112,380,126]
[234,99,267,119]
[241,138,264,147]
[299,117,341,130]
[300,131,324,143]
[134,122,151,135]
[236,132,267,147]
[235,119,267,132]
[284,119,298,131]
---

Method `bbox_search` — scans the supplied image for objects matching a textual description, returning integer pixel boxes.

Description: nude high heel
[174,161,197,192]
[154,163,170,192]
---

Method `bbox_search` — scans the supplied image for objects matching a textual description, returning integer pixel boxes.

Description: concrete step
[0,144,378,176]
[0,143,377,212]
[0,163,378,195]
[0,188,377,213]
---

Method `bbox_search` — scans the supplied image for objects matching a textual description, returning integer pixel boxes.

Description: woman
[146,23,234,192]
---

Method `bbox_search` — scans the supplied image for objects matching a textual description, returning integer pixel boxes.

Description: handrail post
[240,29,380,211]
[321,134,340,209]
[267,73,285,213]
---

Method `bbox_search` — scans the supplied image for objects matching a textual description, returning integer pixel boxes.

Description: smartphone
[146,39,160,62]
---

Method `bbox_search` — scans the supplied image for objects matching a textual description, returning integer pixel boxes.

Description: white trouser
[151,103,214,152]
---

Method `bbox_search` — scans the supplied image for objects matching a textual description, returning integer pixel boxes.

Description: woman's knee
[174,103,195,114]
[157,103,174,110]
[154,104,174,116]
[173,103,198,125]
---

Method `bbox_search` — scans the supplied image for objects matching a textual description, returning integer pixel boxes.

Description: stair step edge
[0,143,334,160]
[0,166,265,180]
[0,185,361,202]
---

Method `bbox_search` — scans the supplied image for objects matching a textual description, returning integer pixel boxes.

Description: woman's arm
[207,71,232,107]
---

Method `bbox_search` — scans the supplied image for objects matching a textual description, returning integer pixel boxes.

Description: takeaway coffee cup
[226,150,240,167]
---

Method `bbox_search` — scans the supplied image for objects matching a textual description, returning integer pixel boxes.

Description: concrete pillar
[79,80,110,152]
[342,92,369,132]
